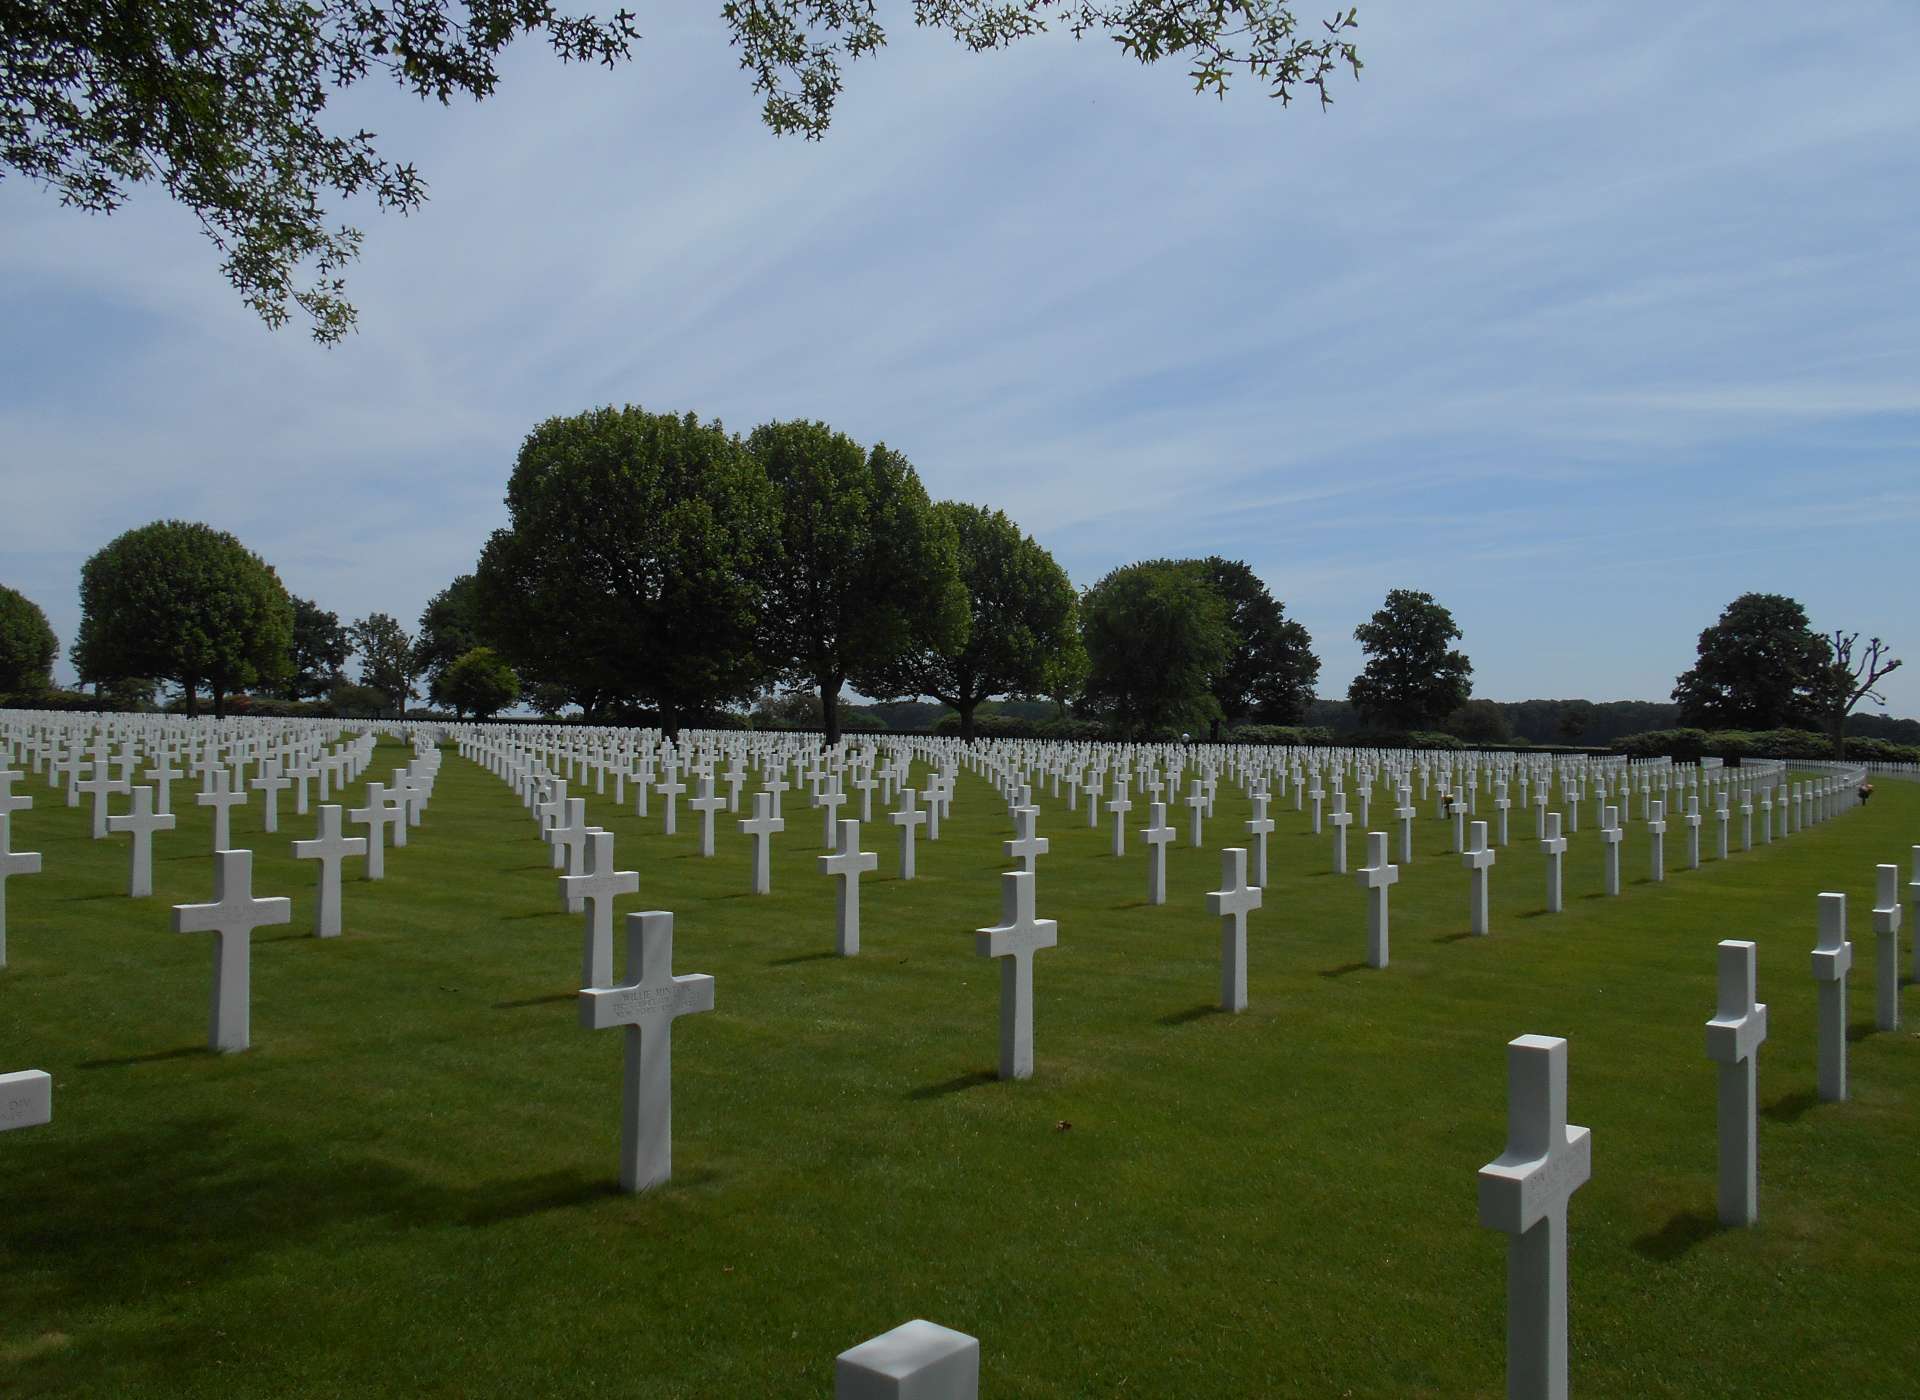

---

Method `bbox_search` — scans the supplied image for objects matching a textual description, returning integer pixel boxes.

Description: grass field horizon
[5,739,1917,1396]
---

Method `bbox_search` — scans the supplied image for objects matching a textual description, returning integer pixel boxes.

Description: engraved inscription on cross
[579,911,715,1193]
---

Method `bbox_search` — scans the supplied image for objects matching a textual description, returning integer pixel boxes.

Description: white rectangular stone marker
[171,849,292,1052]
[1811,891,1851,1103]
[1206,848,1262,1011]
[975,870,1058,1080]
[1,1069,52,1132]
[835,1319,980,1400]
[579,910,714,1193]
[1478,1034,1590,1400]
[1705,939,1767,1226]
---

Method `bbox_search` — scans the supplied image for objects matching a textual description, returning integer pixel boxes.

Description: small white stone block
[0,1069,52,1131]
[836,1319,980,1400]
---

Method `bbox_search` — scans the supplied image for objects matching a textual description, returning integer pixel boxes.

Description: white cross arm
[579,974,715,1030]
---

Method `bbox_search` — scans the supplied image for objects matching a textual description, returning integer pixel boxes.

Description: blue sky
[3,0,1917,716]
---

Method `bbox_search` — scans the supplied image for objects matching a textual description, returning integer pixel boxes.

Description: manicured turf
[5,741,1918,1396]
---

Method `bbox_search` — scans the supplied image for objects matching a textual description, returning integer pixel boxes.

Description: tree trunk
[959,699,978,744]
[183,679,200,717]
[819,676,844,746]
[1209,716,1223,742]
[1828,711,1847,759]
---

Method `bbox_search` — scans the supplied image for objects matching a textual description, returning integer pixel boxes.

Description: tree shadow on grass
[492,993,576,1011]
[1112,899,1153,911]
[60,891,119,903]
[1318,962,1370,979]
[907,1070,998,1101]
[1516,908,1553,920]
[1847,1021,1884,1044]
[1431,931,1478,945]
[1159,1004,1224,1027]
[1631,1209,1723,1263]
[77,1045,209,1070]
[767,951,837,967]
[502,909,561,922]
[1762,1088,1820,1124]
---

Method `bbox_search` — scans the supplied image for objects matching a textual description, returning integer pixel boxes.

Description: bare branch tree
[1822,630,1902,756]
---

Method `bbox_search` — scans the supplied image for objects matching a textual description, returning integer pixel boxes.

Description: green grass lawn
[5,742,1918,1397]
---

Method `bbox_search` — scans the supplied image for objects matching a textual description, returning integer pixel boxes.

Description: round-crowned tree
[440,646,520,720]
[0,584,59,694]
[73,520,293,717]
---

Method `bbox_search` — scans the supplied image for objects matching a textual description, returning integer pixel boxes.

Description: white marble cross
[1540,812,1567,914]
[171,849,292,1052]
[196,768,248,851]
[1462,819,1496,936]
[1206,847,1261,1011]
[1329,788,1353,874]
[1477,1034,1591,1400]
[1449,794,1468,855]
[1141,802,1175,906]
[1599,805,1623,897]
[1871,865,1902,1032]
[688,776,726,859]
[1004,806,1048,877]
[348,781,393,880]
[1245,793,1275,888]
[1644,798,1666,884]
[579,910,714,1193]
[1308,782,1325,835]
[563,829,640,987]
[887,787,926,881]
[740,791,785,895]
[1394,785,1416,865]
[1908,846,1920,984]
[1185,779,1207,846]
[1705,939,1767,1226]
[291,804,366,937]
[1683,796,1702,871]
[817,782,847,852]
[145,751,182,815]
[975,869,1058,1079]
[75,758,130,839]
[1492,781,1511,847]
[548,797,590,886]
[818,819,878,956]
[1812,891,1852,1102]
[0,791,43,969]
[1106,779,1133,857]
[107,784,175,898]
[1356,830,1398,968]
[656,771,686,835]
[251,760,291,833]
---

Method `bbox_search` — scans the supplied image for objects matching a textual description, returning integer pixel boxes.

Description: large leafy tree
[0,584,58,694]
[73,520,293,717]
[1197,556,1319,740]
[414,574,486,708]
[1671,593,1834,732]
[883,502,1078,742]
[475,406,777,732]
[285,596,351,700]
[349,612,417,715]
[1,2,1361,343]
[749,420,967,745]
[1347,588,1471,730]
[1080,558,1233,738]
[439,645,519,720]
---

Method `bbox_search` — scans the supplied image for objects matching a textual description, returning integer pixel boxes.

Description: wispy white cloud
[3,0,1918,711]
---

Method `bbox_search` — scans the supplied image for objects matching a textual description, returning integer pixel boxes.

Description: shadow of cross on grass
[1631,1209,1726,1263]
[0,1118,627,1313]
